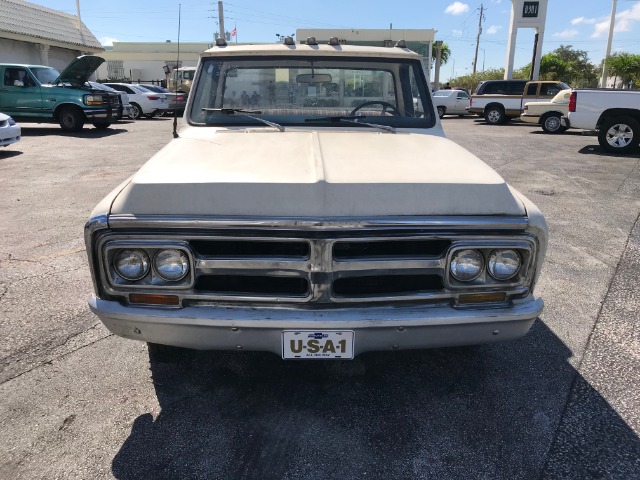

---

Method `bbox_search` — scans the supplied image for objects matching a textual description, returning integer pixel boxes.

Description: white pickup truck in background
[469,80,569,125]
[565,89,640,153]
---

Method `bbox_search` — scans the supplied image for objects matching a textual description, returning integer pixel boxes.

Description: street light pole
[600,0,617,88]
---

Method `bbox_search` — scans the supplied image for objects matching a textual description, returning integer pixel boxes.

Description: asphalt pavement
[0,116,638,479]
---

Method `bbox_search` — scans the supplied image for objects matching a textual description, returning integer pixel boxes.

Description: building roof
[0,0,103,51]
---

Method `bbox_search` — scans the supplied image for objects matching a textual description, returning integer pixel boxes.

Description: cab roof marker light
[328,37,340,46]
[306,37,318,46]
[395,40,407,48]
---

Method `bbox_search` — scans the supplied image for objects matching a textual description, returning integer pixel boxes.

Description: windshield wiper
[202,108,285,132]
[305,115,396,134]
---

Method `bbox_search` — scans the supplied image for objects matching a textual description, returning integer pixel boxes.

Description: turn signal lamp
[129,293,180,306]
[458,292,507,305]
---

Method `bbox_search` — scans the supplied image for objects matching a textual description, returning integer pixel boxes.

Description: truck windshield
[188,56,434,129]
[30,67,60,85]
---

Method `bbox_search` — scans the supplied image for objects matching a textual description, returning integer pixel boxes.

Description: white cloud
[553,29,579,39]
[571,17,597,25]
[100,36,118,46]
[452,29,463,37]
[490,0,502,4]
[486,25,502,35]
[445,2,470,15]
[592,4,640,38]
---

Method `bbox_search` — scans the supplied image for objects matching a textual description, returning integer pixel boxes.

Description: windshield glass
[30,67,60,85]
[433,90,451,96]
[189,56,434,128]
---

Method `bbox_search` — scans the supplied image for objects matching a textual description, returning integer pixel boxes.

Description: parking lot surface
[0,117,639,479]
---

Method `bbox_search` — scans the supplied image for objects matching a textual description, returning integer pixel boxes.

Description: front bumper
[83,108,114,120]
[89,295,543,357]
[520,113,541,124]
[0,125,21,146]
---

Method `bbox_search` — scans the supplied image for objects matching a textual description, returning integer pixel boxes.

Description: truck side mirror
[13,80,24,87]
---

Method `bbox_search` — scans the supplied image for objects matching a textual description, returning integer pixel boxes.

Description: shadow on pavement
[18,126,128,138]
[578,145,640,158]
[111,320,640,480]
[0,149,22,159]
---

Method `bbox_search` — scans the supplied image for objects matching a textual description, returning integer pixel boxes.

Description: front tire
[598,116,640,154]
[130,103,143,120]
[484,105,505,125]
[59,106,85,132]
[541,113,564,134]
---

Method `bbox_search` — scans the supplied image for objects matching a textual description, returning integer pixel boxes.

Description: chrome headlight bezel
[153,249,190,281]
[102,240,194,290]
[112,248,150,281]
[445,240,534,290]
[488,249,522,281]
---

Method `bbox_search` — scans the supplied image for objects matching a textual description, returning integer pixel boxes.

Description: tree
[521,45,598,87]
[606,52,640,88]
[432,43,451,65]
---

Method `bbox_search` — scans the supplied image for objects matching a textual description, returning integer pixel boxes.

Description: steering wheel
[349,101,401,117]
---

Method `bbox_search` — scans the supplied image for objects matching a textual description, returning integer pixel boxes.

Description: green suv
[0,55,119,132]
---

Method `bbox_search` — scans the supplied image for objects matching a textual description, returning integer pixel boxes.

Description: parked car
[566,89,640,153]
[85,41,547,361]
[0,56,118,131]
[432,89,471,118]
[0,112,21,147]
[469,80,570,125]
[103,83,168,119]
[520,89,571,134]
[88,82,133,120]
[138,84,187,115]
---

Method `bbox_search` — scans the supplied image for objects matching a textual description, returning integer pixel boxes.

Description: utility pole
[600,0,617,88]
[75,0,81,30]
[472,3,484,75]
[218,1,225,41]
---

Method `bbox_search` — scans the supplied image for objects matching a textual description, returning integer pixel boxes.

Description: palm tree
[432,43,451,65]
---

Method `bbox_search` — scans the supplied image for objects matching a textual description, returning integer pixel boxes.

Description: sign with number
[523,1,539,17]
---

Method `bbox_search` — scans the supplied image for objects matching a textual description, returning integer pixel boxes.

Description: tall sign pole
[600,0,618,88]
[473,4,484,75]
[218,1,225,40]
[505,0,548,80]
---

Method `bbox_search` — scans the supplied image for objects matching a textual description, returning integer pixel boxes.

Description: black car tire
[436,106,445,118]
[484,105,505,125]
[59,106,85,132]
[598,116,640,153]
[92,122,111,130]
[541,112,564,134]
[130,103,143,120]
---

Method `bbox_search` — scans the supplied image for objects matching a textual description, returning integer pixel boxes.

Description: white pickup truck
[469,80,569,125]
[85,39,547,361]
[565,89,640,153]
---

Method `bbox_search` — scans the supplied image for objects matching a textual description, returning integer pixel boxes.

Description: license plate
[282,330,354,359]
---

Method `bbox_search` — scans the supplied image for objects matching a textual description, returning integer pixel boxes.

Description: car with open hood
[85,38,547,361]
[0,56,118,131]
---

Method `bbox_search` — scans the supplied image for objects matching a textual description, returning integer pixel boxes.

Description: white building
[95,42,211,82]
[0,0,103,70]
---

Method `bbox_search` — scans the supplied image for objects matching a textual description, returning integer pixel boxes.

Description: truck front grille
[184,234,451,303]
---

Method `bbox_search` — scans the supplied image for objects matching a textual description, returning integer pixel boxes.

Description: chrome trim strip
[106,214,529,231]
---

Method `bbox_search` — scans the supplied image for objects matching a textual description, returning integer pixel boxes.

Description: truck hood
[55,55,104,87]
[110,129,526,217]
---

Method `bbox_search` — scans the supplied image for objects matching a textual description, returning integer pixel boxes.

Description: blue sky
[34,0,640,80]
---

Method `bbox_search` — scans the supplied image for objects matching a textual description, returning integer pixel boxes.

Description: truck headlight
[450,249,484,282]
[488,249,521,280]
[153,249,190,281]
[113,249,150,281]
[84,94,103,105]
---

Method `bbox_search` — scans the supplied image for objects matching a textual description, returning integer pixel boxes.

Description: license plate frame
[282,330,354,359]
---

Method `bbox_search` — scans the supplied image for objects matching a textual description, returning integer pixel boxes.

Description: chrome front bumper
[89,295,543,357]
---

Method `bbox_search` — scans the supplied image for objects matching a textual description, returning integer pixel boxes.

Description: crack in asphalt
[537,209,640,479]
[0,324,113,386]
